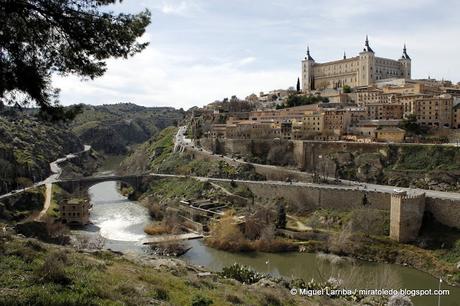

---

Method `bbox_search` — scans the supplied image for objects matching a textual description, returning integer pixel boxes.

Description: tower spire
[306,45,314,61]
[402,43,410,59]
[363,35,374,53]
[343,51,346,59]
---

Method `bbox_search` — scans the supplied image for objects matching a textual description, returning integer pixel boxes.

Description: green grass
[0,234,310,306]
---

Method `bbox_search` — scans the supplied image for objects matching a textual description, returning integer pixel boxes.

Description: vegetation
[0,0,150,119]
[120,126,265,180]
[70,104,184,154]
[206,210,296,253]
[342,85,352,93]
[296,207,460,286]
[0,115,82,194]
[276,94,329,109]
[0,187,45,221]
[219,263,263,284]
[328,145,460,191]
[399,114,428,135]
[0,233,319,306]
[144,210,182,236]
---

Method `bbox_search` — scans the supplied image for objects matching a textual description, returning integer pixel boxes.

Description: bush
[206,213,253,252]
[144,224,171,235]
[148,202,164,220]
[36,251,72,285]
[153,287,169,301]
[219,264,263,284]
[191,294,213,306]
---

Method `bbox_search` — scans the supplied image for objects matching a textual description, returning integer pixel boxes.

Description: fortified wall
[201,138,393,177]
[219,179,458,241]
[193,141,460,236]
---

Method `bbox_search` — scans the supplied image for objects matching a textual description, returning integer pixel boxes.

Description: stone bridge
[55,174,157,194]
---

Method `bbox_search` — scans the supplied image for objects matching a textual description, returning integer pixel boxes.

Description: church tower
[301,46,315,92]
[399,44,412,79]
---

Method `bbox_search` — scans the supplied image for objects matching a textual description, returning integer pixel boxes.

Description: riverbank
[2,230,335,306]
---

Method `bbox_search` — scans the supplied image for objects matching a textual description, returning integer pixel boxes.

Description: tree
[275,202,287,229]
[342,85,351,93]
[0,0,151,120]
[400,114,427,135]
[296,77,301,92]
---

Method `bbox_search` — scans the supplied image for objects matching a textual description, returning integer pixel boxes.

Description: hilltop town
[197,38,460,145]
[2,1,460,304]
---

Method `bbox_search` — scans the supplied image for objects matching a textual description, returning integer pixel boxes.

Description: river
[77,179,460,306]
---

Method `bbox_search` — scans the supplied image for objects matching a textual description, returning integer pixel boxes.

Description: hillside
[119,127,264,180]
[1,232,328,306]
[70,103,185,154]
[0,115,83,195]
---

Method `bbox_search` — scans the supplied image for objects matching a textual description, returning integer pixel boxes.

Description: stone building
[366,103,404,120]
[375,127,406,143]
[60,198,90,226]
[453,103,460,129]
[414,94,453,128]
[302,36,411,91]
[323,109,352,134]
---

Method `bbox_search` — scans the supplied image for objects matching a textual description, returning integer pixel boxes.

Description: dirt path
[36,183,52,221]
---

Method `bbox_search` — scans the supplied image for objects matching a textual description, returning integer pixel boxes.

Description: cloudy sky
[54,0,460,109]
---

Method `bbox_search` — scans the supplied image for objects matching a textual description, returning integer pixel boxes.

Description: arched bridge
[55,174,159,194]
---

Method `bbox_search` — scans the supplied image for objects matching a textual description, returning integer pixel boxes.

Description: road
[0,145,92,204]
[174,126,460,201]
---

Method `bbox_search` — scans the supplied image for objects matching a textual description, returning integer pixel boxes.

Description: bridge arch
[55,175,154,195]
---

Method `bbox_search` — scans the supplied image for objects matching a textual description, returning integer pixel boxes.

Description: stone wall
[208,179,391,213]
[425,197,460,230]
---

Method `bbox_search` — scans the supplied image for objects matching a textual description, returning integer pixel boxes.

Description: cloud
[155,0,202,16]
[53,47,295,110]
[52,0,460,109]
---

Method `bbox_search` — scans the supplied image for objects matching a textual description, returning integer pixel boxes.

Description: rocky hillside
[330,145,460,191]
[70,103,185,154]
[119,127,264,180]
[0,115,83,194]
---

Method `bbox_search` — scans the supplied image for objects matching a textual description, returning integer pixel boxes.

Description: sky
[54,0,460,109]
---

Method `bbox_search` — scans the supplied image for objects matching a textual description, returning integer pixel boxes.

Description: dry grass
[144,224,172,236]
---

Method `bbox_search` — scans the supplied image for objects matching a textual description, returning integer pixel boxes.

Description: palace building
[302,36,412,91]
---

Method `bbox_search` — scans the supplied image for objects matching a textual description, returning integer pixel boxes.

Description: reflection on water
[82,180,460,306]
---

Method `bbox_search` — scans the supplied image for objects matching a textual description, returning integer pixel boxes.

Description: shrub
[191,294,213,306]
[148,202,164,220]
[206,213,253,252]
[153,287,169,301]
[260,291,282,306]
[144,224,171,235]
[219,264,263,284]
[225,294,242,304]
[73,234,105,251]
[36,251,72,285]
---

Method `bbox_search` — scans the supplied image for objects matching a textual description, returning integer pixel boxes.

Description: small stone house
[60,198,90,225]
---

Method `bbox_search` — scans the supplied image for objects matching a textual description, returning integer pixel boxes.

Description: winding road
[0,145,92,220]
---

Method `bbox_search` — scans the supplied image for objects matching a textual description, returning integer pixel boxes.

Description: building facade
[302,37,411,91]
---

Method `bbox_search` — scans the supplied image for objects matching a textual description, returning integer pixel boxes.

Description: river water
[79,180,460,306]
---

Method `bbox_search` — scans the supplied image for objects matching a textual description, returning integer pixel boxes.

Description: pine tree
[296,78,301,92]
[276,202,287,229]
[0,0,151,119]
